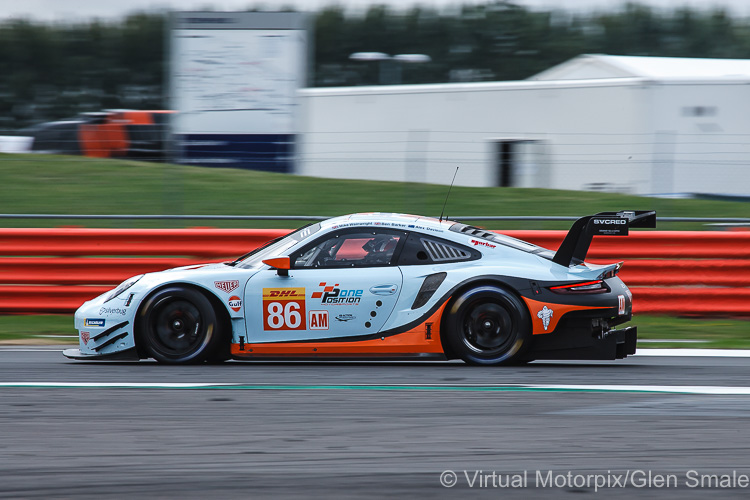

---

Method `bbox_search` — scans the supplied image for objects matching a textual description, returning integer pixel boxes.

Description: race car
[63,210,656,365]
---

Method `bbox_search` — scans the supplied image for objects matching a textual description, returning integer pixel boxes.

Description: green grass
[0,314,748,349]
[1,154,748,229]
[634,316,750,349]
[0,315,77,343]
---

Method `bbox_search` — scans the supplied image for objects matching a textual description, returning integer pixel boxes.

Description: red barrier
[0,228,290,257]
[0,285,112,313]
[504,231,750,259]
[632,288,750,316]
[0,228,748,316]
[0,258,218,285]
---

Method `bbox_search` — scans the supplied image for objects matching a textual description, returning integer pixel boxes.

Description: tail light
[549,280,609,294]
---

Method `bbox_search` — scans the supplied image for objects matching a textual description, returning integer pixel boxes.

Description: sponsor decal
[228,295,242,313]
[309,310,329,330]
[311,282,362,305]
[591,218,629,236]
[265,289,305,299]
[214,280,239,294]
[81,332,90,345]
[335,314,356,322]
[618,295,626,315]
[262,288,306,330]
[99,307,127,316]
[536,306,554,331]
[470,239,496,249]
[84,318,105,328]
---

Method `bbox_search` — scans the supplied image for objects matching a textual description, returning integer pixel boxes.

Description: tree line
[1,1,749,129]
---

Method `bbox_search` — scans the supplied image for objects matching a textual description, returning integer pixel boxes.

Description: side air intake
[411,272,447,309]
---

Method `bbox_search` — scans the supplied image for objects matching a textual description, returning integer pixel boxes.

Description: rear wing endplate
[552,210,656,267]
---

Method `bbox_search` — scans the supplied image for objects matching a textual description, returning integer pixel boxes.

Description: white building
[297,55,750,196]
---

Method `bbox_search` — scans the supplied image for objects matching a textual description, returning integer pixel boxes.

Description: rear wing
[552,210,656,267]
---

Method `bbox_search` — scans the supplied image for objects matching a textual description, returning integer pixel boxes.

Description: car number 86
[263,300,306,331]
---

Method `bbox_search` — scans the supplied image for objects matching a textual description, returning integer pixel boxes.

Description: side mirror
[262,256,291,277]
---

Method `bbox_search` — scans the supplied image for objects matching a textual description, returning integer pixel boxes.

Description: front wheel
[444,286,531,365]
[137,286,223,364]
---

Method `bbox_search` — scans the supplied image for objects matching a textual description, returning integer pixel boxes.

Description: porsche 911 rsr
[63,210,655,365]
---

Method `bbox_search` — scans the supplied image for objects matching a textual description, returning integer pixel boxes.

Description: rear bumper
[529,326,637,361]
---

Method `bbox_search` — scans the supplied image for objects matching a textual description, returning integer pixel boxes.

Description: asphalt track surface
[3,349,750,499]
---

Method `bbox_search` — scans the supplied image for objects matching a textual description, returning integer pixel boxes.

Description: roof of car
[321,212,455,232]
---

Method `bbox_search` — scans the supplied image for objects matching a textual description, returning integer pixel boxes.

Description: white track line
[0,382,224,388]
[0,348,68,352]
[634,349,750,357]
[527,384,750,395]
[1,382,750,395]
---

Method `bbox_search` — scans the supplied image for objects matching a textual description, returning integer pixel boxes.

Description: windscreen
[235,223,321,268]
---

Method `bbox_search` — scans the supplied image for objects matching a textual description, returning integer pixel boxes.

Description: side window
[397,233,480,265]
[294,230,404,268]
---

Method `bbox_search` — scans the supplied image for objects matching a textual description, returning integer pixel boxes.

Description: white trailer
[297,55,750,196]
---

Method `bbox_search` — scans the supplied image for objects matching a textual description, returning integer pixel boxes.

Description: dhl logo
[262,288,305,300]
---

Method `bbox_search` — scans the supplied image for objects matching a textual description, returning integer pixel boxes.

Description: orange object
[521,296,610,335]
[76,110,173,158]
[262,256,291,269]
[232,301,448,357]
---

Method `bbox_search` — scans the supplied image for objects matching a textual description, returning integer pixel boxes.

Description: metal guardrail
[0,214,749,223]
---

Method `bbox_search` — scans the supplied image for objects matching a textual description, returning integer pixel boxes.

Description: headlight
[104,275,144,303]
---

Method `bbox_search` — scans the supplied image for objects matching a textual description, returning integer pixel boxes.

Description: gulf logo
[228,296,242,312]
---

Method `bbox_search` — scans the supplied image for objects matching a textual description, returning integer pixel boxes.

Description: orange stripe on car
[521,296,610,335]
[232,301,449,357]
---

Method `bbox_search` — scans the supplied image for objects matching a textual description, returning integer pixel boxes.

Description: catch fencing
[0,227,748,316]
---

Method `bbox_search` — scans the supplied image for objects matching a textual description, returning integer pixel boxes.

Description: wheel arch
[134,282,232,357]
[439,277,532,361]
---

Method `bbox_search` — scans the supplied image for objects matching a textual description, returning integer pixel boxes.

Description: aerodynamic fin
[552,210,656,267]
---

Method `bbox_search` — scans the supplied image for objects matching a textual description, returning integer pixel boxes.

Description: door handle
[369,284,398,296]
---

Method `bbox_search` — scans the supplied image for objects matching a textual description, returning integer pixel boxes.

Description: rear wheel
[444,286,531,365]
[138,286,223,364]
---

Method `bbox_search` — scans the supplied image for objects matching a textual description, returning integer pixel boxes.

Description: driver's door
[244,228,405,343]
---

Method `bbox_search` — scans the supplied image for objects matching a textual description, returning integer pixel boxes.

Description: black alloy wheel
[138,286,223,364]
[444,286,531,365]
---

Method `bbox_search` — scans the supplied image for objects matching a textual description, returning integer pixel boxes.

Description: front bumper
[73,294,139,358]
[63,347,139,361]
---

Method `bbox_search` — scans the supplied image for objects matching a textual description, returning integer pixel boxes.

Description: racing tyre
[138,286,223,364]
[444,286,531,366]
